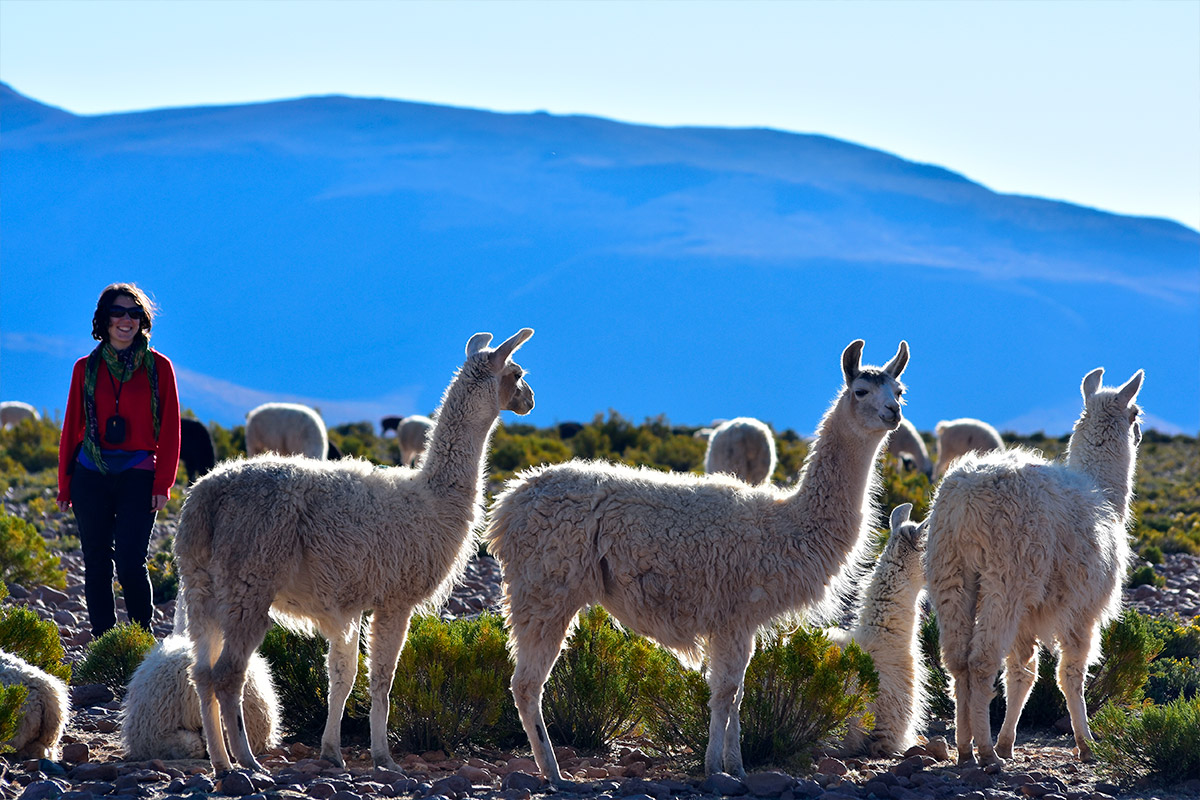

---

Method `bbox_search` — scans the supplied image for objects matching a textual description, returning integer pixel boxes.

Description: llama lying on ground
[888,418,933,479]
[176,329,535,773]
[486,339,908,784]
[397,415,434,467]
[933,418,1003,478]
[0,401,39,429]
[925,368,1143,768]
[0,650,68,759]
[703,417,777,486]
[245,402,328,460]
[828,503,928,757]
[121,633,280,760]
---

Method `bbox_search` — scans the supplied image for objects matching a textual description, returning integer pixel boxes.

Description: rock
[744,772,794,797]
[68,685,113,708]
[699,773,747,796]
[67,765,118,783]
[500,772,542,792]
[18,780,67,800]
[816,759,847,777]
[329,791,361,800]
[500,758,538,776]
[924,737,950,762]
[456,765,492,785]
[219,771,257,796]
[429,774,471,795]
[1090,783,1120,797]
[59,745,88,766]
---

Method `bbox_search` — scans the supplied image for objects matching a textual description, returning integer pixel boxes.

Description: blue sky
[1,0,1197,230]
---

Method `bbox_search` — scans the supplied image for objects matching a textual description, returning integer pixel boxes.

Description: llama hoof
[320,747,346,768]
[980,753,1006,772]
[1076,744,1096,763]
[996,741,1014,760]
[373,754,401,771]
[956,753,976,766]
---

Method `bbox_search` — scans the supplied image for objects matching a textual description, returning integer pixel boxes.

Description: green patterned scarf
[81,339,160,474]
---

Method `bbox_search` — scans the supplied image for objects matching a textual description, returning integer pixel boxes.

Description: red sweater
[57,349,181,503]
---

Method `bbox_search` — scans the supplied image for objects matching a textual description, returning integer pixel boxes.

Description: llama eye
[854,389,868,398]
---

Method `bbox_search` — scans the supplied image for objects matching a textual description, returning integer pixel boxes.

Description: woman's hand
[57,500,70,513]
[151,495,169,512]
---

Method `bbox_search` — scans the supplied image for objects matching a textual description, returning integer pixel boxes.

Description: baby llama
[925,368,1143,768]
[0,650,69,759]
[828,503,928,756]
[487,339,908,784]
[244,402,328,460]
[933,418,1003,478]
[703,416,777,485]
[175,329,535,773]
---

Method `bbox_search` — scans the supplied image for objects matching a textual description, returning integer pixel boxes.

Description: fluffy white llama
[703,417,778,486]
[486,339,909,784]
[888,418,932,479]
[0,401,39,429]
[0,650,69,759]
[244,402,329,460]
[925,368,1143,768]
[933,418,1003,478]
[397,415,434,467]
[176,329,535,773]
[121,634,280,760]
[827,503,929,756]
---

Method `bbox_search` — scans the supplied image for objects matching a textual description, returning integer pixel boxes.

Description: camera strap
[106,357,130,418]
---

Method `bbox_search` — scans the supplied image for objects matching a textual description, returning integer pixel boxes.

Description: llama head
[841,339,909,434]
[888,502,928,553]
[466,328,536,415]
[1077,367,1144,448]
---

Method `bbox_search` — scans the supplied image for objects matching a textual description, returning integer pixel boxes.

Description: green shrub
[0,415,60,474]
[542,606,661,751]
[75,623,156,694]
[147,535,179,605]
[1140,544,1164,565]
[1093,697,1200,784]
[0,510,66,589]
[1147,657,1200,704]
[640,627,877,772]
[1128,564,1165,588]
[0,585,70,684]
[388,614,521,754]
[259,624,370,740]
[0,684,30,754]
[918,612,955,720]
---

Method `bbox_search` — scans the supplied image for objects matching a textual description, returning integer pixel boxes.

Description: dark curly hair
[91,283,157,344]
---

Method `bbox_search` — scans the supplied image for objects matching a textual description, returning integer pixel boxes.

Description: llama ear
[1081,368,1104,400]
[1132,421,1143,447]
[842,340,865,384]
[1115,369,1144,406]
[883,341,909,379]
[913,519,930,547]
[889,502,913,530]
[489,328,534,369]
[467,333,493,357]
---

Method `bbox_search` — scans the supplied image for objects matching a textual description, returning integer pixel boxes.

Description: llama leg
[996,634,1039,760]
[1057,636,1096,762]
[965,595,1026,769]
[511,611,577,788]
[932,571,978,764]
[189,618,233,772]
[213,617,273,772]
[705,633,754,778]
[319,619,362,768]
[365,608,414,770]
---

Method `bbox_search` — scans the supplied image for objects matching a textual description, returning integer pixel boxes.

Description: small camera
[105,415,126,444]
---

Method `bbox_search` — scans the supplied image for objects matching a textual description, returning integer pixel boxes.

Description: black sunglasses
[108,305,145,320]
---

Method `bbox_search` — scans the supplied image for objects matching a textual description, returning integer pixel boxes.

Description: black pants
[70,467,156,637]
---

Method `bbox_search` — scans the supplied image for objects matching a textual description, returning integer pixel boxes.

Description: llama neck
[855,561,925,643]
[1066,428,1136,521]
[783,395,887,579]
[418,360,498,509]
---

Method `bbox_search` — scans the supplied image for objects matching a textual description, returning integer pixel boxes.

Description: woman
[57,283,181,638]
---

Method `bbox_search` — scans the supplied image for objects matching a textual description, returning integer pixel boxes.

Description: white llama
[121,633,280,760]
[244,402,329,460]
[703,417,778,485]
[0,650,69,759]
[925,368,1143,768]
[933,418,1003,478]
[0,401,40,429]
[486,339,909,784]
[888,418,932,479]
[828,503,928,756]
[397,415,434,467]
[175,329,535,773]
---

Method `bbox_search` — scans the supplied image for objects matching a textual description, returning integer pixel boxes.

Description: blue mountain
[2,82,1196,435]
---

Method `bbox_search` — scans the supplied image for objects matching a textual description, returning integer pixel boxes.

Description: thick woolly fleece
[174,330,533,775]
[703,417,778,486]
[0,649,69,760]
[925,369,1143,768]
[487,340,908,786]
[829,503,928,757]
[120,634,280,760]
[244,402,329,460]
[933,418,1004,479]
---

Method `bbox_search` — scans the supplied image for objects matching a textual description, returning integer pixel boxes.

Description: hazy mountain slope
[1,83,1196,433]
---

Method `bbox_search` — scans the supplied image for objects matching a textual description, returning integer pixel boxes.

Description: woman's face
[106,294,143,350]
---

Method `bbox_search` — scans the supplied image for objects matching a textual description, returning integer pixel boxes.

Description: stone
[329,792,361,800]
[500,772,542,792]
[501,758,538,776]
[429,774,471,795]
[68,765,118,783]
[1090,784,1119,798]
[699,773,748,796]
[18,780,67,800]
[219,771,257,797]
[457,765,493,785]
[816,759,847,777]
[924,737,950,762]
[68,685,114,708]
[743,772,795,797]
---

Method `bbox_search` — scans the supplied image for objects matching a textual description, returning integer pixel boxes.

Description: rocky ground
[2,517,1198,800]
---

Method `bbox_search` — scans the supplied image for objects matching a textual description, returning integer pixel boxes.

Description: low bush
[147,535,179,605]
[75,623,156,695]
[0,684,29,754]
[1093,697,1200,784]
[259,624,370,740]
[1128,564,1165,589]
[0,584,71,683]
[0,510,66,589]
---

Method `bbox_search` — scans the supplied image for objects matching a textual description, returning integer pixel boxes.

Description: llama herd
[0,332,1145,785]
